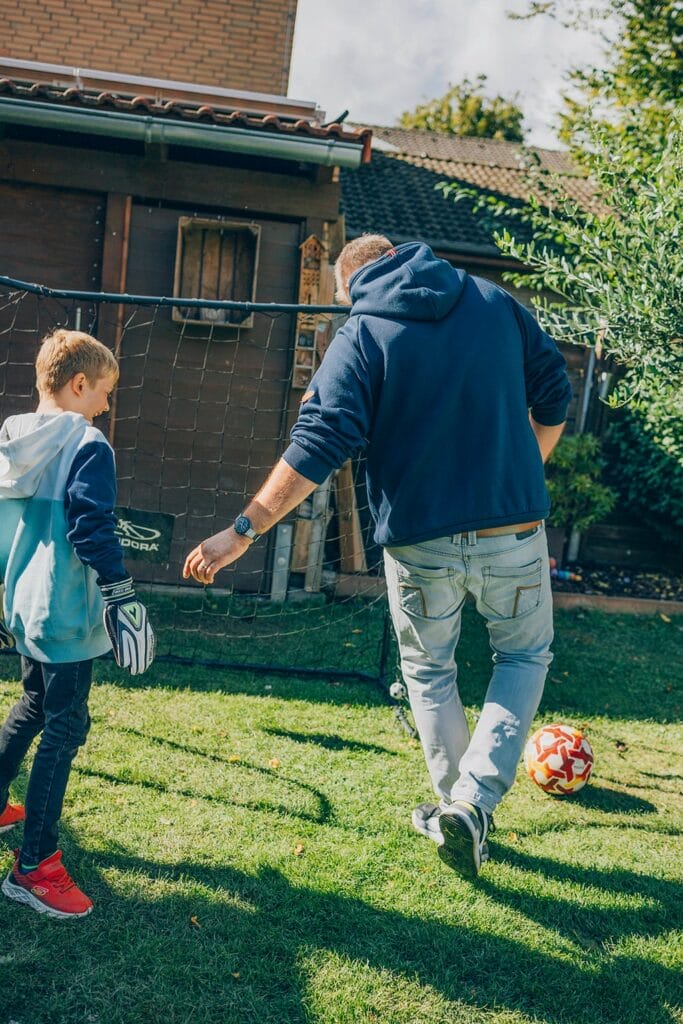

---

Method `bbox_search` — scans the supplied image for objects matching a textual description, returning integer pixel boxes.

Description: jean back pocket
[482,558,543,619]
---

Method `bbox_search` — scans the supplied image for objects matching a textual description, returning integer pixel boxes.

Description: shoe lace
[48,863,77,894]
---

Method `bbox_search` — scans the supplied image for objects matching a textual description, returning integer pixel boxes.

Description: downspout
[566,345,597,563]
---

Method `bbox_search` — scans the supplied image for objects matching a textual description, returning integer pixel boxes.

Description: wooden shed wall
[0,180,105,417]
[111,203,302,590]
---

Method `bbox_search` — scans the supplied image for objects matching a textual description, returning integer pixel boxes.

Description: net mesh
[0,280,391,683]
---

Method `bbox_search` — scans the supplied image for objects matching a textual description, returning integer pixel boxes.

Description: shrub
[546,434,617,532]
[602,390,683,548]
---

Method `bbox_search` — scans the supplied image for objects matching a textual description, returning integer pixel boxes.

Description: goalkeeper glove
[0,584,15,651]
[100,577,155,675]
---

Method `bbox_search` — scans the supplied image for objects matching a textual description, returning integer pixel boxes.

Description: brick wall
[3,0,298,96]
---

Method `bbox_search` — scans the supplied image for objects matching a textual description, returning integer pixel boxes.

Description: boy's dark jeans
[0,655,93,865]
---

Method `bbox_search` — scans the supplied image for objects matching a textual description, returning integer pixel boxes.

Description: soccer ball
[524,723,594,795]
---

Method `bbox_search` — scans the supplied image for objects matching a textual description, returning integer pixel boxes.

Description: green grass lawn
[0,607,681,1024]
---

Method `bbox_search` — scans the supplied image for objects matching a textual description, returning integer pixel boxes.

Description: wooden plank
[304,475,333,593]
[0,139,342,220]
[291,507,312,574]
[335,461,367,573]
[0,180,104,287]
[99,192,132,444]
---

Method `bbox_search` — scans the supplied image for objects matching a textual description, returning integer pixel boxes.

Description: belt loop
[467,530,477,546]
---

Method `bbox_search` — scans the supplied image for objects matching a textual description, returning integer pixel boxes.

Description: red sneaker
[2,850,93,919]
[0,802,25,834]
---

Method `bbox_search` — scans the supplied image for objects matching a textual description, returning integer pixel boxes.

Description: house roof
[341,125,594,258]
[0,61,372,164]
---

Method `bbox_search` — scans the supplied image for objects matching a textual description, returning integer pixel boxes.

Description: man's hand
[0,584,14,651]
[183,527,252,585]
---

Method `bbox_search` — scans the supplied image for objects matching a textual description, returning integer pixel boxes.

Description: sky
[288,0,608,149]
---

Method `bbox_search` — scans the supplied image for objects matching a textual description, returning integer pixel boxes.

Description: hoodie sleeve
[282,320,381,484]
[511,298,573,426]
[65,440,128,586]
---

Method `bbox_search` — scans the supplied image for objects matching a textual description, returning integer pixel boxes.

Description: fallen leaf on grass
[659,613,672,623]
[507,832,519,843]
[231,972,241,980]
[294,843,305,856]
[190,916,201,928]
[268,758,281,769]
[228,755,240,763]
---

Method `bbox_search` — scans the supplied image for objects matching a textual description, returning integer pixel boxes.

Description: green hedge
[545,433,617,532]
[603,391,683,547]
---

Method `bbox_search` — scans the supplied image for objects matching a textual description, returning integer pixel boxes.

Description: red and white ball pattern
[524,723,594,795]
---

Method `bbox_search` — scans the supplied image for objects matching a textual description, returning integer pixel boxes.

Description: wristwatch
[233,514,262,542]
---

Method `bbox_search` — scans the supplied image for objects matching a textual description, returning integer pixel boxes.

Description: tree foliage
[511,1,682,161]
[398,75,525,141]
[441,120,683,406]
[441,3,682,542]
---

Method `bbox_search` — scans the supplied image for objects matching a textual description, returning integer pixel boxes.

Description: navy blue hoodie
[283,242,572,547]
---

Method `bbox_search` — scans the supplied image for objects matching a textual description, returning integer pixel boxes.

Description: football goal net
[0,273,398,695]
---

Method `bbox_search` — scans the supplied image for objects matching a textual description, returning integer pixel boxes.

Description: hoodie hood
[348,241,467,321]
[0,412,88,498]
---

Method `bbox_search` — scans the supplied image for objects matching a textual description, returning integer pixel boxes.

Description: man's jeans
[384,525,553,816]
[0,656,93,864]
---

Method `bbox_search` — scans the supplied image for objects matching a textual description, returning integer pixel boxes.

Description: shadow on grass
[481,845,683,946]
[76,724,333,825]
[262,727,398,757]
[2,827,681,1024]
[569,783,658,815]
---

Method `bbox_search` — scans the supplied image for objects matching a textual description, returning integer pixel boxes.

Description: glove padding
[100,578,155,675]
[0,584,15,651]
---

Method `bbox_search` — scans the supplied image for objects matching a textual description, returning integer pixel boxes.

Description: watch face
[234,515,251,536]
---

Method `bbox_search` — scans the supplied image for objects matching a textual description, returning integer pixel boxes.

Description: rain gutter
[0,97,364,168]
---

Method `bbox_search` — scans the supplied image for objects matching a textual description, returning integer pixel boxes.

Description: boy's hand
[100,578,155,675]
[183,527,251,585]
[0,585,15,651]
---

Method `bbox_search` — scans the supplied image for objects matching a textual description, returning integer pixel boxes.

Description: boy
[0,329,155,918]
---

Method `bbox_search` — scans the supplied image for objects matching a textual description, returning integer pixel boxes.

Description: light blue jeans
[384,525,554,816]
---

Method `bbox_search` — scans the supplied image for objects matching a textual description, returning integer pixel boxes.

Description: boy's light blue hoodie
[0,411,127,663]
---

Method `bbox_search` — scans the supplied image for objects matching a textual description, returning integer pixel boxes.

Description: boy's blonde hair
[335,233,394,304]
[36,329,119,395]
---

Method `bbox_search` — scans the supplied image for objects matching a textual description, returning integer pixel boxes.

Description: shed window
[173,217,260,327]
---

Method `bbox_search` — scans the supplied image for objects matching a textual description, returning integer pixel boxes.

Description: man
[184,235,571,878]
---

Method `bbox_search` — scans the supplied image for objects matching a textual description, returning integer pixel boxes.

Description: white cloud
[288,0,607,148]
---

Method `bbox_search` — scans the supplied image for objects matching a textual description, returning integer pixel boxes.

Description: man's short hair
[36,329,119,395]
[335,233,394,304]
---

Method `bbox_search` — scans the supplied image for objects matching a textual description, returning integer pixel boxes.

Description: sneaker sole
[438,814,481,878]
[411,811,443,844]
[1,875,93,919]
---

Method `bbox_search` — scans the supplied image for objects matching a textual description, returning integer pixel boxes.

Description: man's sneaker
[437,801,493,879]
[0,803,25,835]
[2,850,93,919]
[412,802,444,844]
